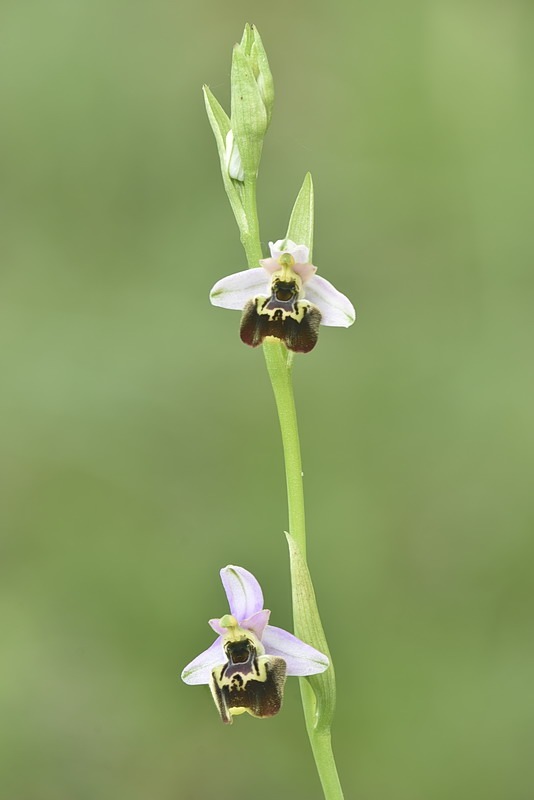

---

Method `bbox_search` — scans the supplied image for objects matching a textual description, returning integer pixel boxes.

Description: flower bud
[230,24,274,179]
[250,27,274,126]
[224,130,245,182]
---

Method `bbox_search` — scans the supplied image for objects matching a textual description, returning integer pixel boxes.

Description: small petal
[258,257,282,275]
[269,239,310,265]
[242,608,271,639]
[304,275,356,327]
[292,261,317,283]
[262,625,329,676]
[210,268,269,310]
[181,637,225,685]
[209,618,227,636]
[220,565,264,622]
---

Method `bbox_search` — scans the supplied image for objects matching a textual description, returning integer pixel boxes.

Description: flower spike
[181,565,329,724]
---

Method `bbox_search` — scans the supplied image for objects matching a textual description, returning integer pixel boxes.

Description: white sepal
[210,268,270,310]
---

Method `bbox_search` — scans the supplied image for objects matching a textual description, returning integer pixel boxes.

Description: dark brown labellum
[209,638,287,724]
[239,283,322,353]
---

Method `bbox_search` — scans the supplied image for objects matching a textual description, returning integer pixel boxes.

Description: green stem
[264,340,344,800]
[240,177,263,267]
[236,170,344,800]
[263,342,306,557]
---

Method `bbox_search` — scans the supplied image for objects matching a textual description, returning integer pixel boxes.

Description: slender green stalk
[301,681,345,800]
[264,340,344,800]
[262,342,306,556]
[240,177,263,267]
[239,183,344,800]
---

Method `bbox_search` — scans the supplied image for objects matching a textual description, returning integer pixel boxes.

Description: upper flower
[210,240,356,353]
[181,565,329,723]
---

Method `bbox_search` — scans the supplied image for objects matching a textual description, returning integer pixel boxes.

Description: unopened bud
[225,130,245,182]
[230,24,274,179]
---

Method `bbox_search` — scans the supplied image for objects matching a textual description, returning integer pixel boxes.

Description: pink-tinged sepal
[242,609,271,639]
[261,625,330,676]
[220,565,264,619]
[181,637,226,685]
[303,275,355,327]
[210,268,270,311]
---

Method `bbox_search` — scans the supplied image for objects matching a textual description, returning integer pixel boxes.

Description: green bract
[286,532,336,731]
[202,86,247,231]
[286,172,315,261]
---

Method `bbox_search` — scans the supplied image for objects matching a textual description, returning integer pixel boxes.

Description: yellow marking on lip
[256,299,310,324]
[270,268,303,295]
[229,707,247,716]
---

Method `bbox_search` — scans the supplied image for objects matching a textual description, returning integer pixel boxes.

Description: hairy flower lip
[181,565,329,686]
[209,239,356,328]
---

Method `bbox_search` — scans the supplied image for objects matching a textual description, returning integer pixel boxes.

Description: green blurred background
[1,0,533,798]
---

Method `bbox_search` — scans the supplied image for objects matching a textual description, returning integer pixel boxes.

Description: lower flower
[181,565,329,724]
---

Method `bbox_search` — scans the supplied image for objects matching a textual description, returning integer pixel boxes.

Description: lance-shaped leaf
[286,172,314,260]
[285,531,337,732]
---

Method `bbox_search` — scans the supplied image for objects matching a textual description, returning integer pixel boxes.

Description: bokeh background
[1,0,533,798]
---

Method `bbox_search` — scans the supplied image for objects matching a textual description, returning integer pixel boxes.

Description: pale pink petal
[209,268,269,310]
[269,240,310,264]
[261,625,329,676]
[288,244,310,264]
[220,565,264,622]
[304,275,356,327]
[258,257,282,275]
[292,262,317,283]
[209,618,226,636]
[181,637,224,685]
[242,609,271,639]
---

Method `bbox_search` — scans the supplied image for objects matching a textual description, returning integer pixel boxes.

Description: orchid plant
[182,25,354,800]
